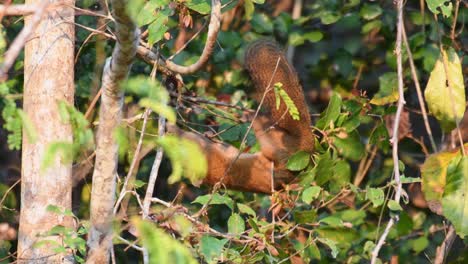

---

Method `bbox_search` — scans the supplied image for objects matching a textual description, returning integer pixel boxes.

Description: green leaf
[410,236,429,253]
[293,210,317,224]
[442,156,468,238]
[147,12,170,47]
[361,20,382,34]
[302,186,321,204]
[387,200,403,211]
[157,135,207,185]
[273,82,300,120]
[228,213,245,235]
[237,203,256,217]
[314,151,334,185]
[330,159,351,192]
[192,193,234,210]
[134,219,198,264]
[366,187,385,208]
[133,180,146,189]
[332,131,365,161]
[251,13,273,34]
[424,48,465,132]
[139,98,176,124]
[316,93,342,130]
[317,238,339,258]
[200,235,228,264]
[370,73,399,105]
[426,0,453,17]
[320,11,341,25]
[244,0,254,20]
[289,31,323,46]
[286,151,310,171]
[319,216,343,227]
[360,4,383,20]
[184,0,211,14]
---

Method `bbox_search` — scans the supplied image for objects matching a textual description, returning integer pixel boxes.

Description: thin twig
[113,108,152,215]
[142,116,165,218]
[371,1,405,262]
[0,179,20,209]
[354,145,378,186]
[450,0,460,47]
[402,25,437,152]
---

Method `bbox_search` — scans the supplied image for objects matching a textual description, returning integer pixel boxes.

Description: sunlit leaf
[387,200,403,211]
[200,235,228,264]
[157,135,207,185]
[316,93,342,130]
[185,0,211,14]
[370,73,399,105]
[237,203,256,217]
[421,147,459,204]
[192,193,234,210]
[424,48,465,132]
[366,187,385,208]
[317,238,339,258]
[228,213,245,235]
[425,0,453,17]
[133,218,198,264]
[360,4,382,20]
[302,186,321,204]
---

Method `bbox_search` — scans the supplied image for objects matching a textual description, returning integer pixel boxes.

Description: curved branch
[87,0,139,263]
[164,0,221,74]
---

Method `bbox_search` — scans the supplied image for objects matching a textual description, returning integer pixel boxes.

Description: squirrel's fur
[169,40,313,193]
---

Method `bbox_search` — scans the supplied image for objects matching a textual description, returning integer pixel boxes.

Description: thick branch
[87,0,139,263]
[0,4,37,16]
[164,0,221,74]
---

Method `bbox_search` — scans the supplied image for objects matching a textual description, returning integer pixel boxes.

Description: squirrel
[168,40,314,193]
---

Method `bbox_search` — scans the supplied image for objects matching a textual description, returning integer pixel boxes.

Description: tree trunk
[18,1,75,263]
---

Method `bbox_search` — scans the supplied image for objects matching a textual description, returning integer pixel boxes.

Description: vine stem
[370,0,405,262]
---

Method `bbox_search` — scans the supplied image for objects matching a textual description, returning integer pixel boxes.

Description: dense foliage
[0,0,467,263]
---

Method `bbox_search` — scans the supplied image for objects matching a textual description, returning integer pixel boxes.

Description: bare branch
[371,0,405,262]
[434,225,457,264]
[0,4,37,16]
[0,1,48,81]
[165,0,221,74]
[87,0,139,262]
[142,116,166,218]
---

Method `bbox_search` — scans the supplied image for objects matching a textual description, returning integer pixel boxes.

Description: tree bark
[86,0,139,263]
[17,0,75,263]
